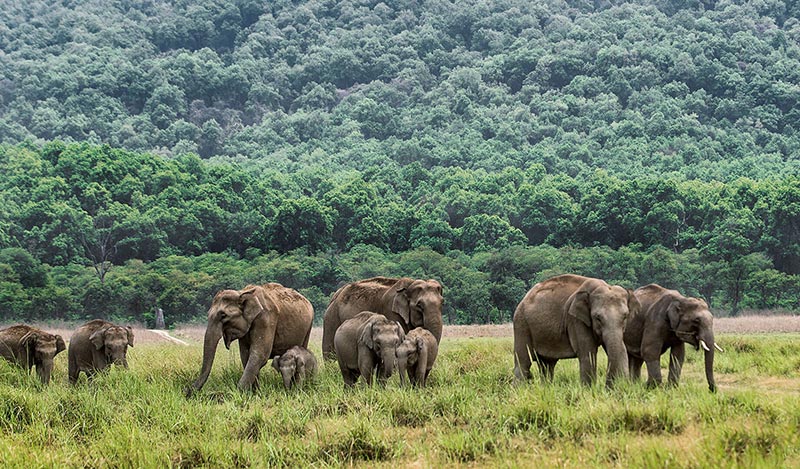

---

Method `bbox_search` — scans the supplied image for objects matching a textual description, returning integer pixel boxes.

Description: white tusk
[699,340,711,352]
[714,343,724,353]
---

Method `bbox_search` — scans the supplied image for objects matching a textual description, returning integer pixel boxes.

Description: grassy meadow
[0,332,798,468]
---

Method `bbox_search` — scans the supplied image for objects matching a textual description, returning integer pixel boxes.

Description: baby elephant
[0,325,66,384]
[68,319,134,384]
[334,311,405,386]
[396,327,439,387]
[271,346,318,389]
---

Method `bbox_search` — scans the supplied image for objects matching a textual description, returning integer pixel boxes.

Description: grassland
[1,330,798,468]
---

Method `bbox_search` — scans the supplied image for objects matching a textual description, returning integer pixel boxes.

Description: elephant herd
[185,277,444,395]
[0,274,721,394]
[0,319,134,385]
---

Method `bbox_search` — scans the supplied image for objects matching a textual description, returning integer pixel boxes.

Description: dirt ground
[7,315,800,345]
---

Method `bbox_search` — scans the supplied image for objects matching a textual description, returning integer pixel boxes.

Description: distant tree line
[0,142,798,325]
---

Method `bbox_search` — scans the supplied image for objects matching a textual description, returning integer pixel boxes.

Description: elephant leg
[629,355,644,381]
[668,343,685,386]
[408,364,419,386]
[238,354,267,392]
[68,354,78,385]
[238,340,260,390]
[239,340,250,369]
[536,358,557,382]
[339,362,358,387]
[513,326,533,382]
[644,359,663,388]
[578,350,598,386]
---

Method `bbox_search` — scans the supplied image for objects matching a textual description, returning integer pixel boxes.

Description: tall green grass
[0,334,798,467]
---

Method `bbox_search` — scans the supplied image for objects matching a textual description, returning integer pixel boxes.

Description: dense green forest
[0,0,799,325]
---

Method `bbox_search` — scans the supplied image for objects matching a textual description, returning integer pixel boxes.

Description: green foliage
[1,0,800,323]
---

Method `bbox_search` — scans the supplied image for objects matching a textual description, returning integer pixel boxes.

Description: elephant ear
[125,326,134,347]
[566,290,592,329]
[272,355,281,371]
[55,335,66,354]
[651,294,681,330]
[90,328,108,350]
[392,287,412,324]
[239,287,269,324]
[626,289,641,319]
[360,318,377,350]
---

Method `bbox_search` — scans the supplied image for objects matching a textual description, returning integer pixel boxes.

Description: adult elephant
[322,277,443,359]
[0,325,65,384]
[513,274,640,386]
[186,283,313,396]
[624,284,722,392]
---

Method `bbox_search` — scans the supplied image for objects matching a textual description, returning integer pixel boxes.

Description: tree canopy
[0,0,799,325]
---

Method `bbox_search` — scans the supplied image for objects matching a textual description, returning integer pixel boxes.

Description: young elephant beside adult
[271,346,318,390]
[68,320,134,384]
[624,284,722,392]
[0,325,66,384]
[186,283,314,396]
[513,274,640,387]
[334,311,405,387]
[396,327,438,387]
[322,277,443,359]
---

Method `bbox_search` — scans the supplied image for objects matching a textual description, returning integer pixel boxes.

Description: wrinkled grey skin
[186,283,314,396]
[334,311,405,387]
[0,325,66,385]
[513,274,640,387]
[271,346,318,390]
[625,284,720,392]
[68,320,134,384]
[396,327,439,387]
[322,277,443,360]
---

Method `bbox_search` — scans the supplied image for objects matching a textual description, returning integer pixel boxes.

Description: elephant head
[361,316,405,380]
[395,335,426,387]
[190,287,268,393]
[272,354,300,389]
[389,279,443,343]
[21,330,66,384]
[656,294,720,392]
[566,282,640,385]
[90,325,133,368]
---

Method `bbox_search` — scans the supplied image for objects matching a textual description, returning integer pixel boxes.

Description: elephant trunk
[188,320,222,396]
[381,349,397,380]
[604,332,630,386]
[282,369,293,390]
[37,360,53,385]
[397,356,408,387]
[700,330,716,392]
[423,313,443,343]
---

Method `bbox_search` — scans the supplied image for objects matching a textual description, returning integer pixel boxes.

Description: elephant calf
[0,325,66,384]
[271,346,318,390]
[68,320,134,384]
[334,311,405,387]
[396,327,438,387]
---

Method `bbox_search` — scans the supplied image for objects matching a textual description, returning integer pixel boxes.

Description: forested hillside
[0,0,799,325]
